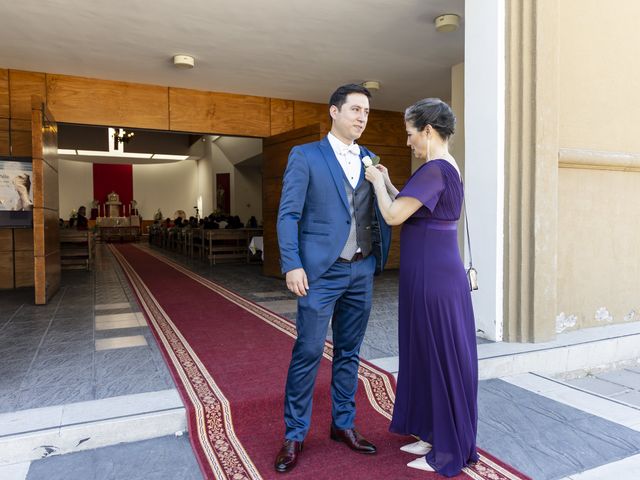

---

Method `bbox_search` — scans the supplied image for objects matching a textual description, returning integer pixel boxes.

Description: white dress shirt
[327,132,361,189]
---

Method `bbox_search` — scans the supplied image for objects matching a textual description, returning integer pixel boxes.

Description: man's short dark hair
[329,84,371,111]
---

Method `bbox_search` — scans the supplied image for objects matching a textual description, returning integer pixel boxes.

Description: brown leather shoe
[275,439,304,473]
[330,425,377,454]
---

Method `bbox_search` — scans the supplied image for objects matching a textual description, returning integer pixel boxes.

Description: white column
[464,0,505,341]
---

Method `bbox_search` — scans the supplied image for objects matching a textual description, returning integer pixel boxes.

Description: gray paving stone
[31,350,95,371]
[27,435,203,480]
[597,369,640,390]
[481,379,591,422]
[38,339,95,357]
[0,390,18,413]
[17,382,95,409]
[478,419,574,480]
[41,330,94,345]
[610,390,640,407]
[478,379,640,480]
[566,376,630,396]
[21,363,94,389]
[95,371,171,399]
[94,347,157,380]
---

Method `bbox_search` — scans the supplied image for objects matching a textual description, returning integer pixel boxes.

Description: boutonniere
[361,155,380,169]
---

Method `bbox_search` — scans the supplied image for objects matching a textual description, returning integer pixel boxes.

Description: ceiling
[0,0,465,112]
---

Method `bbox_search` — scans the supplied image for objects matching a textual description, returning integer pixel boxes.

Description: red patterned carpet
[110,243,530,480]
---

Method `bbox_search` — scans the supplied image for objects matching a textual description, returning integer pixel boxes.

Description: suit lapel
[318,137,350,213]
[355,147,366,188]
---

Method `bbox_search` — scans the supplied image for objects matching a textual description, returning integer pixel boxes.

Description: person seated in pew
[203,214,219,229]
[76,206,88,230]
[225,215,243,229]
[246,215,258,228]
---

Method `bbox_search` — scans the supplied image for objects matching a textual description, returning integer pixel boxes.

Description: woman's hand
[365,165,385,189]
[375,163,389,178]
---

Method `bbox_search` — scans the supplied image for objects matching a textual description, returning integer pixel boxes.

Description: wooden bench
[59,229,94,270]
[203,229,262,265]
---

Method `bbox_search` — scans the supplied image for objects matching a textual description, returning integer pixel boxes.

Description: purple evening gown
[389,159,479,477]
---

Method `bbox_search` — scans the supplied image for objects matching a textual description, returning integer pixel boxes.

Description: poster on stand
[0,157,34,227]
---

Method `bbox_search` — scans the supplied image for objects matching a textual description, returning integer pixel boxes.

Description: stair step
[0,389,186,465]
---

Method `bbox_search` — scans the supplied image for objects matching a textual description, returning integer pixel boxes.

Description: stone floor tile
[566,376,630,396]
[597,369,640,391]
[611,390,640,408]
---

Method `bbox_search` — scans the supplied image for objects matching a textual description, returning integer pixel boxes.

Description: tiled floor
[24,435,201,480]
[2,243,640,480]
[0,247,175,413]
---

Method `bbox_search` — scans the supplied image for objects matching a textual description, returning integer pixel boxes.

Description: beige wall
[557,0,640,328]
[558,168,640,326]
[132,161,198,220]
[234,166,262,225]
[58,159,94,220]
[559,0,640,152]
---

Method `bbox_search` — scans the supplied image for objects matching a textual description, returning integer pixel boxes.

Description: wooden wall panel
[15,226,35,288]
[262,124,324,277]
[169,88,270,137]
[0,69,9,118]
[0,252,13,289]
[9,71,46,120]
[14,250,34,287]
[293,101,330,131]
[360,110,406,146]
[43,209,60,267]
[0,230,14,289]
[386,229,401,267]
[14,228,34,250]
[263,131,322,180]
[9,119,32,156]
[33,160,60,215]
[32,99,59,304]
[270,98,294,136]
[47,74,169,130]
[0,118,8,155]
[0,230,12,251]
[44,250,61,294]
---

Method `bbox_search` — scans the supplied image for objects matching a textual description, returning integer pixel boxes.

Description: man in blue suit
[275,84,391,473]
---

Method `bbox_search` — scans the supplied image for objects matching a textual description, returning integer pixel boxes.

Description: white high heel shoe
[400,440,432,455]
[407,456,435,472]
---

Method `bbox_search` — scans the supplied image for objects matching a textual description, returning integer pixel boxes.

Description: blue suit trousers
[283,255,376,441]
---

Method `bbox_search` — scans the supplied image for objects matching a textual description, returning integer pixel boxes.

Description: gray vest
[339,178,374,260]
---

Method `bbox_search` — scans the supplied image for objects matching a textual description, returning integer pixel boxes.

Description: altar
[94,192,141,242]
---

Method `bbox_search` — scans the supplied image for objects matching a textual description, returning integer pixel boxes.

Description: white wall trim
[464,0,505,341]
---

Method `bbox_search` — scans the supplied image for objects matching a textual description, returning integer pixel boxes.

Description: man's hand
[286,268,309,297]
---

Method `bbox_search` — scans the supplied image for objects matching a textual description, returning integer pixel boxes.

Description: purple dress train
[389,159,479,477]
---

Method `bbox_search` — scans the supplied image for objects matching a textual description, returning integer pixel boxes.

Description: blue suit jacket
[277,137,391,282]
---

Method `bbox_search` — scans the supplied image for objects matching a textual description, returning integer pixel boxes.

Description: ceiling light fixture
[434,14,460,33]
[362,81,380,91]
[112,128,134,150]
[173,54,195,69]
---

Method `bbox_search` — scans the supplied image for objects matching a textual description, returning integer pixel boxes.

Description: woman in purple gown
[365,98,478,477]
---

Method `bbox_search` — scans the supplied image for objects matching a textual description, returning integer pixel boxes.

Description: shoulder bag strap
[463,196,473,269]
